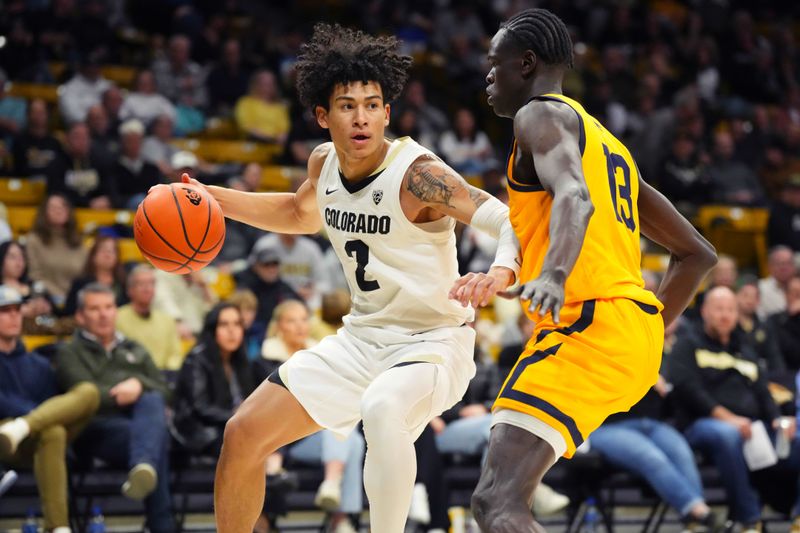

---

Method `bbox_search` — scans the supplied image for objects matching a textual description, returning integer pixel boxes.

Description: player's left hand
[519,271,566,323]
[449,266,515,308]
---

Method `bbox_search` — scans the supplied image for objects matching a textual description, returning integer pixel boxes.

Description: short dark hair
[76,282,115,311]
[501,8,574,68]
[295,23,413,110]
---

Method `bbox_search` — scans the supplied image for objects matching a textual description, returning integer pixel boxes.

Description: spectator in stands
[45,122,113,209]
[11,98,61,179]
[706,130,766,206]
[0,285,99,533]
[56,283,175,533]
[58,50,112,125]
[736,276,788,377]
[101,86,124,135]
[669,286,800,532]
[141,114,178,178]
[116,265,183,371]
[63,236,127,316]
[656,132,710,213]
[250,233,327,309]
[108,119,163,209]
[0,240,54,322]
[393,80,449,143]
[590,372,719,530]
[234,70,290,147]
[153,270,216,340]
[439,108,498,175]
[120,70,176,127]
[768,176,800,252]
[25,194,87,305]
[85,104,118,169]
[173,302,254,455]
[0,68,27,144]
[226,289,262,361]
[284,106,329,166]
[311,289,350,340]
[152,34,208,110]
[206,38,250,117]
[769,275,800,372]
[758,246,797,318]
[258,300,363,533]
[759,139,800,199]
[0,204,10,245]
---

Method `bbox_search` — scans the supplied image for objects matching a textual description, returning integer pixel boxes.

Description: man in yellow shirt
[234,70,291,147]
[116,265,184,370]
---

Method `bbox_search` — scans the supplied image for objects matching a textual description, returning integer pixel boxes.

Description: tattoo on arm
[406,161,456,207]
[468,186,490,209]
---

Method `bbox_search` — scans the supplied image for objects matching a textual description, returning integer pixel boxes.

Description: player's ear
[384,103,391,127]
[521,50,537,78]
[315,105,330,129]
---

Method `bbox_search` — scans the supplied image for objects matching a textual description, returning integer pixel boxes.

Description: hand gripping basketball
[134,173,226,273]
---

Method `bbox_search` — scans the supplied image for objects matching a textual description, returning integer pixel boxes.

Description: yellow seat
[100,65,137,88]
[74,209,134,233]
[641,253,670,274]
[118,238,144,263]
[201,117,239,139]
[259,166,301,192]
[7,206,38,238]
[204,269,235,300]
[695,206,769,276]
[0,178,46,206]
[171,139,281,164]
[7,83,59,103]
[23,335,59,351]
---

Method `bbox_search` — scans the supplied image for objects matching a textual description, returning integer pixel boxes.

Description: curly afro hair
[295,23,413,110]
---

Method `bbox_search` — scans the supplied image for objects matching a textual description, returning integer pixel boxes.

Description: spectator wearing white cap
[109,119,163,209]
[119,70,176,128]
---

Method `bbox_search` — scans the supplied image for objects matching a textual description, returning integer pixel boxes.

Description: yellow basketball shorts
[493,298,664,458]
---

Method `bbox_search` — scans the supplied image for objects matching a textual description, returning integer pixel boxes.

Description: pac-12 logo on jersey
[372,189,383,205]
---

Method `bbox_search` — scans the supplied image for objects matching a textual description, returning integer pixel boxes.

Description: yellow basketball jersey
[506,93,661,316]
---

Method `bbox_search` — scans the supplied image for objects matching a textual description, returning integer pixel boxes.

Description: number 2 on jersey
[602,144,636,232]
[344,239,380,292]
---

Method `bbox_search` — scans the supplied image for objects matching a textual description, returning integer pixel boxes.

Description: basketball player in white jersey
[181,24,519,533]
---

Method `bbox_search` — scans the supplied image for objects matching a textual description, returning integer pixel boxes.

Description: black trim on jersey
[528,95,586,156]
[535,299,596,343]
[505,139,546,192]
[267,371,287,390]
[338,168,386,194]
[390,361,431,370]
[633,300,660,315]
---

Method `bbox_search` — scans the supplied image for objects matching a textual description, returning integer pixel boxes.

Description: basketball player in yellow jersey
[468,8,719,532]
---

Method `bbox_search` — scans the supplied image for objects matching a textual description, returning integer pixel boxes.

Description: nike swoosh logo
[514,257,522,266]
[325,187,338,195]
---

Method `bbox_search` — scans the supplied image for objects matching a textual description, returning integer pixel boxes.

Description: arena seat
[171,139,282,164]
[7,206,38,238]
[641,253,670,274]
[259,166,303,192]
[6,82,60,104]
[74,208,134,234]
[0,178,46,206]
[200,117,239,139]
[117,237,144,263]
[99,65,137,88]
[695,206,769,276]
[22,335,59,351]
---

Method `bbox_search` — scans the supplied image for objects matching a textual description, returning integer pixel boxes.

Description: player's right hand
[519,271,566,323]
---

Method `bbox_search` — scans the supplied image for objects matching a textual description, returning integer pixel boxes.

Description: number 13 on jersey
[603,144,636,232]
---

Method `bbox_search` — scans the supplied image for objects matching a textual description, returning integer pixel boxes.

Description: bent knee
[39,424,67,443]
[71,382,101,412]
[223,413,277,458]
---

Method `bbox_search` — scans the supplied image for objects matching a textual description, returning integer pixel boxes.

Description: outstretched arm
[187,144,328,235]
[638,177,717,327]
[402,156,519,307]
[514,102,594,322]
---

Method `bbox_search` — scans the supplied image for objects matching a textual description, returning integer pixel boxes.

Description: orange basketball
[134,182,225,274]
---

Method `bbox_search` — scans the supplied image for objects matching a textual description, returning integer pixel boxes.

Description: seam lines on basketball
[141,200,197,262]
[137,242,213,267]
[168,185,215,270]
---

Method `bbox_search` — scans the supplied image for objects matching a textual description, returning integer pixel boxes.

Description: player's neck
[529,75,563,100]
[337,139,391,181]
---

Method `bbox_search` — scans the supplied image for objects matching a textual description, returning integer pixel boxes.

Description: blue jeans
[74,392,174,533]
[684,417,761,523]
[436,414,492,463]
[289,430,365,514]
[590,418,704,516]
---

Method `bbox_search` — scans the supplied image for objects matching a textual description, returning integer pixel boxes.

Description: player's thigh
[360,362,450,437]
[227,380,321,456]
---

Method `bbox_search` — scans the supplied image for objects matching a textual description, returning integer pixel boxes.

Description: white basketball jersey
[317,137,474,334]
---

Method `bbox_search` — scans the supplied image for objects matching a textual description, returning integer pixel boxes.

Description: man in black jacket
[770,275,800,373]
[668,286,799,532]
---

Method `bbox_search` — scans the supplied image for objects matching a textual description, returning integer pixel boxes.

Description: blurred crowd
[2,1,800,532]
